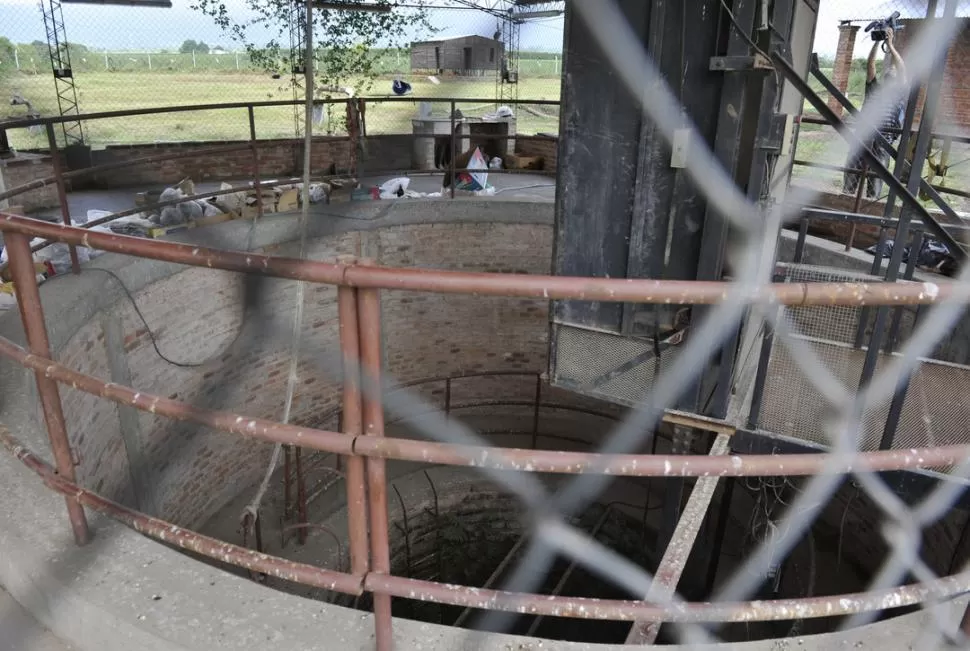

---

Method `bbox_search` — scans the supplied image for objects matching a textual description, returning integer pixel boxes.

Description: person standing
[843,28,907,199]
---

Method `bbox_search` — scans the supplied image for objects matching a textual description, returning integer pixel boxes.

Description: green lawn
[2,71,562,148]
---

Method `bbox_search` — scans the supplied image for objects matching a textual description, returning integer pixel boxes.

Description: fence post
[247,106,264,221]
[337,265,370,579]
[5,233,90,545]
[192,51,196,68]
[235,52,240,70]
[449,100,457,200]
[147,52,152,71]
[14,47,19,69]
[45,124,80,274]
[104,51,108,70]
[357,276,393,651]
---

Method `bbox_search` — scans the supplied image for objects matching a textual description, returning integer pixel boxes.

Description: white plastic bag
[379,177,411,199]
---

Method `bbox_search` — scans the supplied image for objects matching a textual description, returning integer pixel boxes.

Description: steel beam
[626,433,732,644]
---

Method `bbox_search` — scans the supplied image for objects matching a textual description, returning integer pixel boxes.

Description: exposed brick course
[53,222,556,528]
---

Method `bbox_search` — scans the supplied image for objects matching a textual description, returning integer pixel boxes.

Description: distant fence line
[0,48,563,77]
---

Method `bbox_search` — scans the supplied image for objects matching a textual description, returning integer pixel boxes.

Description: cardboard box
[240,190,278,220]
[507,154,544,171]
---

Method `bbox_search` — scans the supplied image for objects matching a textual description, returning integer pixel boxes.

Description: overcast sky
[0,0,960,56]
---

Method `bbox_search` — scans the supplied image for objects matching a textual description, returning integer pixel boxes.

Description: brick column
[829,23,860,117]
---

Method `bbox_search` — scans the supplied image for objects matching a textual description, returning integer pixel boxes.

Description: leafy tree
[189,0,431,98]
[179,39,210,54]
[0,37,15,76]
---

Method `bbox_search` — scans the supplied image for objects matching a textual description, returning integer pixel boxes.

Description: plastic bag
[379,177,411,199]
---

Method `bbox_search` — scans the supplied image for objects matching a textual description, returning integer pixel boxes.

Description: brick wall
[52,221,558,528]
[830,24,860,118]
[71,135,414,189]
[0,154,58,211]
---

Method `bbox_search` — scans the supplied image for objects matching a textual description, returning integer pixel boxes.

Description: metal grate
[761,336,970,452]
[778,263,884,345]
[551,324,682,408]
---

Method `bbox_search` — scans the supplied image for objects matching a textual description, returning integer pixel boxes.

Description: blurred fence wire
[6,0,970,649]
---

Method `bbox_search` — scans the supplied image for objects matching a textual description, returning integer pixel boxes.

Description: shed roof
[411,34,503,46]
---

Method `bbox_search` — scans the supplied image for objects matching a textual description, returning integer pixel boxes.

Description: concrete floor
[0,588,72,651]
[30,172,556,223]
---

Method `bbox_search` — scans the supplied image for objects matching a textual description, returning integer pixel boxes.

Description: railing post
[357,277,393,651]
[531,374,541,449]
[444,377,451,417]
[295,446,307,544]
[45,124,80,275]
[337,270,370,579]
[449,100,457,200]
[5,232,89,544]
[283,444,292,518]
[247,105,264,221]
[846,163,868,252]
[793,218,809,264]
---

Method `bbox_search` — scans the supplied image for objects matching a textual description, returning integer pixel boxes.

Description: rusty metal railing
[3,214,970,649]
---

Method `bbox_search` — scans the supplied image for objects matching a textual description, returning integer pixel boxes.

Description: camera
[865,11,904,42]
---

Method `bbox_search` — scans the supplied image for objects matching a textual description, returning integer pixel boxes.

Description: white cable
[242,0,315,528]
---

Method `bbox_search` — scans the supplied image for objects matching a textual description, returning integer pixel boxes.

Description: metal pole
[247,106,264,221]
[338,280,370,578]
[793,219,809,264]
[746,306,778,430]
[45,123,79,274]
[705,477,735,595]
[358,282,393,651]
[283,445,292,518]
[531,374,541,449]
[886,230,924,352]
[449,100,457,200]
[444,377,451,417]
[846,164,868,251]
[295,446,308,544]
[628,433,732,644]
[5,233,89,544]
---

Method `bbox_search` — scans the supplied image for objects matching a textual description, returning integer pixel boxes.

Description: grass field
[1,70,562,148]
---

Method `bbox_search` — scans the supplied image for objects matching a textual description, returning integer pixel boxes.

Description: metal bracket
[709,54,773,72]
[755,114,791,152]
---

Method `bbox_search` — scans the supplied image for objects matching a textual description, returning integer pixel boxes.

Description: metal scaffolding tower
[39,0,83,145]
[496,7,521,105]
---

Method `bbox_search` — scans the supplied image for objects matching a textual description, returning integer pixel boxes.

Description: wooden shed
[410,35,504,76]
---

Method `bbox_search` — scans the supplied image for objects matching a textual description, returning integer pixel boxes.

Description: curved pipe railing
[2,215,970,646]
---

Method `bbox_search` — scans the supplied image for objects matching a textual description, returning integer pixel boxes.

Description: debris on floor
[866,237,958,276]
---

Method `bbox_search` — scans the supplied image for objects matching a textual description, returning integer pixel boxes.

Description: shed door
[463,47,472,72]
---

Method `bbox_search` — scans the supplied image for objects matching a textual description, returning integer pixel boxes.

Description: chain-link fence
[0,1,564,147]
[5,0,970,649]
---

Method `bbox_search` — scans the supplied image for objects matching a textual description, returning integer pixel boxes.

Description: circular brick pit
[1,206,967,649]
